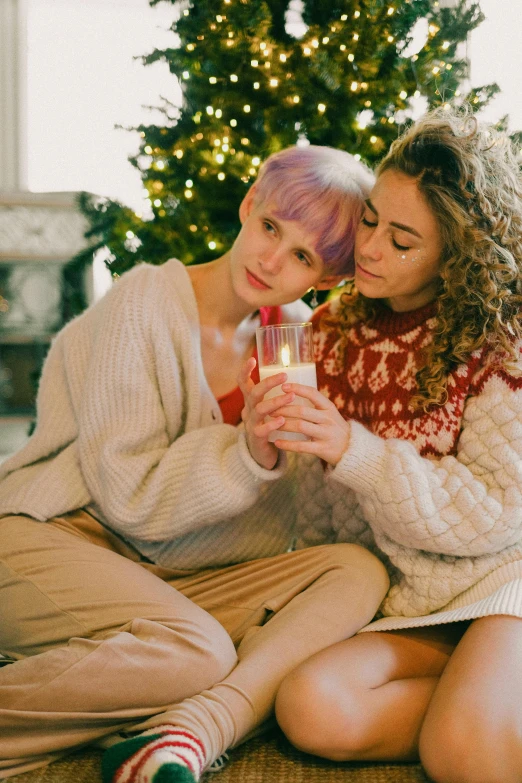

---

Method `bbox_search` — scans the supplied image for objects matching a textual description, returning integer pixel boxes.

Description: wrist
[331,420,352,466]
[238,432,287,480]
[245,436,278,471]
[262,452,280,471]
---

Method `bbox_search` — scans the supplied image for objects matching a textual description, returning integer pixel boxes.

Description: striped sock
[102,726,207,783]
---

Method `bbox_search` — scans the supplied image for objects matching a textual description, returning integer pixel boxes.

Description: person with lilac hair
[0,145,387,783]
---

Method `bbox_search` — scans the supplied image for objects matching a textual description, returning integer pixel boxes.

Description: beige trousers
[0,511,388,778]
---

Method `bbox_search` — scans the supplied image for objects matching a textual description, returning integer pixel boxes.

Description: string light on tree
[74,0,497,280]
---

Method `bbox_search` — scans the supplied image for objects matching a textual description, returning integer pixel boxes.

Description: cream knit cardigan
[0,260,296,569]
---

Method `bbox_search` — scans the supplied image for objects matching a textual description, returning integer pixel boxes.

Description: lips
[246,268,272,290]
[356,263,381,279]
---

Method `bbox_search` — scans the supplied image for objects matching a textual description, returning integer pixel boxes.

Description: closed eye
[361,216,377,228]
[392,238,411,251]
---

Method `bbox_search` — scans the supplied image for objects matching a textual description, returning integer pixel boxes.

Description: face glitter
[395,249,425,264]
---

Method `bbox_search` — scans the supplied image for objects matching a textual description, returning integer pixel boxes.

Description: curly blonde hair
[339,105,522,410]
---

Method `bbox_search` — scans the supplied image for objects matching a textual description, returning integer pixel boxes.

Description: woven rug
[8,731,429,782]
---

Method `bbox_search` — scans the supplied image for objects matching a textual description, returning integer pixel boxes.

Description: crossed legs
[0,511,389,779]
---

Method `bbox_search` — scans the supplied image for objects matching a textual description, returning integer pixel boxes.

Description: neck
[188,254,256,329]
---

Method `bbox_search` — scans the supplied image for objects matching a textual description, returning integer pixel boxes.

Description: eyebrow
[365,198,422,239]
[269,214,320,264]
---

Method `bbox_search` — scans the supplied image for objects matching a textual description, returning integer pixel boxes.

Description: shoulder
[469,339,522,396]
[79,259,196,347]
[280,298,312,323]
[103,259,189,314]
[115,258,185,291]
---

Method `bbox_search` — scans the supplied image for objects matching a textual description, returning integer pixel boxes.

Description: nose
[259,246,285,274]
[357,228,383,262]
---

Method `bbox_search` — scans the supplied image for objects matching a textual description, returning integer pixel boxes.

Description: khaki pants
[0,511,388,777]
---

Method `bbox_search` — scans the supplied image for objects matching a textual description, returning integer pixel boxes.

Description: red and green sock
[102,726,207,783]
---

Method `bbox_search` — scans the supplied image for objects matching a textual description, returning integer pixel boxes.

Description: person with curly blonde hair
[245,107,522,782]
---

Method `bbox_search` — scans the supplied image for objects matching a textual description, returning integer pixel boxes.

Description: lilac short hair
[252,145,374,276]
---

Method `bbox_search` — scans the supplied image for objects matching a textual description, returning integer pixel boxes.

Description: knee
[420,710,521,783]
[317,542,386,573]
[275,662,365,761]
[206,621,238,682]
[183,612,238,685]
[130,611,238,700]
[317,543,389,594]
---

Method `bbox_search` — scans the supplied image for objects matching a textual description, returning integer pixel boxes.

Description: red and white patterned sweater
[294,297,522,619]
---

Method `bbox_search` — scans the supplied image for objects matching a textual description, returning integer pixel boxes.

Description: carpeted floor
[8,731,429,782]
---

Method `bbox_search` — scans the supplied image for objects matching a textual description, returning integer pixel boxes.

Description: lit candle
[256,326,318,442]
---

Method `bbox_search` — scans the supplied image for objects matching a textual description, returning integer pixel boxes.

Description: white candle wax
[258,362,318,442]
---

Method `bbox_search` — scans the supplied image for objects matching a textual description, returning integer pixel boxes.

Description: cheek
[285,268,316,296]
[354,228,366,251]
[354,225,375,256]
[394,247,424,264]
[400,257,440,288]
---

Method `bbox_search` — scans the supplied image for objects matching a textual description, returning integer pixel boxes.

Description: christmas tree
[73,0,499,284]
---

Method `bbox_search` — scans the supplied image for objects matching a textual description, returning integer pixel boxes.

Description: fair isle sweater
[0,259,297,569]
[294,297,522,628]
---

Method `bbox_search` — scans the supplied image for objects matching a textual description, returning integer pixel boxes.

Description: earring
[309,287,318,308]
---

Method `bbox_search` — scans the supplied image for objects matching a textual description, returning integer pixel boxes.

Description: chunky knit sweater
[0,259,297,569]
[294,297,522,625]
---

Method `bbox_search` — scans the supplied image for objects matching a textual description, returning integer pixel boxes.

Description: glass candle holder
[255,322,317,442]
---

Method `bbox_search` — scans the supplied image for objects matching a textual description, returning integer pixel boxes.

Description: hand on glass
[270,382,351,466]
[237,357,294,470]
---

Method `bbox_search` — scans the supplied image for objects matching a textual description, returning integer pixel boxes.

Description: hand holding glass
[255,323,317,442]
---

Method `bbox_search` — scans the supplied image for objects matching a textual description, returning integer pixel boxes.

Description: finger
[273,437,319,455]
[238,357,257,385]
[258,372,287,394]
[247,372,288,408]
[256,393,295,419]
[271,404,324,423]
[252,416,285,439]
[281,383,332,409]
[237,358,257,395]
[276,418,319,439]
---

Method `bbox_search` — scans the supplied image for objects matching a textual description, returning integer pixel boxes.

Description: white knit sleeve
[77,267,286,543]
[329,373,522,557]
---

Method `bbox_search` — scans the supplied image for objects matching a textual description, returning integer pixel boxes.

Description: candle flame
[281,344,290,367]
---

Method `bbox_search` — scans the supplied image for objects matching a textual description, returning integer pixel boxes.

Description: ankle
[102,726,207,783]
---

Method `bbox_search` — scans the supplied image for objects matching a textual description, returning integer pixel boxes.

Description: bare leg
[420,616,522,783]
[275,623,466,762]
